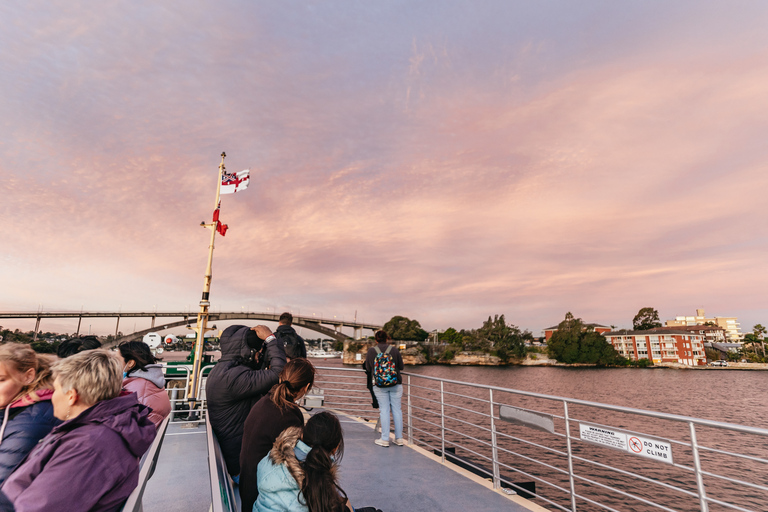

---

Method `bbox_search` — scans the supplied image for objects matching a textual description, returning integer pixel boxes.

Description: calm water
[322,361,768,511]
[404,365,767,427]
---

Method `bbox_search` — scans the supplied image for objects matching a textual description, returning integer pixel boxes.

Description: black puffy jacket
[206,325,286,476]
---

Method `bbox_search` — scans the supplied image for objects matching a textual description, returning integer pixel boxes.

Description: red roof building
[543,323,611,341]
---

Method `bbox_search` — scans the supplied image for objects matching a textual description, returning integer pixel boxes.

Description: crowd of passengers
[0,313,386,512]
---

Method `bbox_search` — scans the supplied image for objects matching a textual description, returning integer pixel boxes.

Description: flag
[220,169,250,194]
[213,201,228,236]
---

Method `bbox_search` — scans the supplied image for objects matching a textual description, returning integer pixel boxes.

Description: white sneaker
[394,438,405,446]
[374,439,390,447]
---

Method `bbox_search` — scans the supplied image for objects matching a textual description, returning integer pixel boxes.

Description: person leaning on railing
[0,344,60,487]
[0,349,156,512]
[206,324,287,479]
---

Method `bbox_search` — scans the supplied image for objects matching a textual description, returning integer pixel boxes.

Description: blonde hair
[52,349,122,406]
[0,343,55,403]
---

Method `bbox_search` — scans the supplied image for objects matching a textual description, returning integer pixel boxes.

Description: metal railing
[161,363,216,422]
[314,366,768,512]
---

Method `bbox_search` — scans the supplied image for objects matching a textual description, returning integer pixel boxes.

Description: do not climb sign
[579,423,674,465]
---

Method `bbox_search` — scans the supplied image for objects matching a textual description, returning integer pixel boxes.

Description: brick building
[604,328,706,366]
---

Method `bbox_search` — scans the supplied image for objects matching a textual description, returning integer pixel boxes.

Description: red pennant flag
[213,201,227,236]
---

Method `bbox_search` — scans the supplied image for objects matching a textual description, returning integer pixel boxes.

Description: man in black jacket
[206,324,286,477]
[274,312,307,360]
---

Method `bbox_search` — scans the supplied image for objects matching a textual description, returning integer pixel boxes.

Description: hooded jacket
[0,393,155,512]
[123,364,171,429]
[0,390,59,487]
[206,325,286,476]
[253,426,310,512]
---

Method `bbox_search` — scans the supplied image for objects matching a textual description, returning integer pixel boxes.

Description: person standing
[206,324,286,478]
[275,313,307,360]
[364,330,404,447]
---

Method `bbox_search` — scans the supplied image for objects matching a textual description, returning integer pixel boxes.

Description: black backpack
[277,329,307,359]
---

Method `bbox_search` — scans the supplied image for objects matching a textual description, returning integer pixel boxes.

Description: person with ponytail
[254,411,351,512]
[239,358,316,512]
[0,344,59,486]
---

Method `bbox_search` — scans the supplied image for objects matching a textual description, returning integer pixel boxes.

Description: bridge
[0,311,381,345]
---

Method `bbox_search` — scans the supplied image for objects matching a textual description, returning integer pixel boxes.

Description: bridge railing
[313,365,768,512]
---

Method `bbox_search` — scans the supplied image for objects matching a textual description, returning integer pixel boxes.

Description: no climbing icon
[628,437,643,453]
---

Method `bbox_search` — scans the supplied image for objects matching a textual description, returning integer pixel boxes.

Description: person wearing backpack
[275,312,307,360]
[364,330,404,447]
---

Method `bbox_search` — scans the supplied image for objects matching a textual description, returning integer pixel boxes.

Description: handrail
[314,365,768,512]
[121,415,171,512]
[206,417,238,512]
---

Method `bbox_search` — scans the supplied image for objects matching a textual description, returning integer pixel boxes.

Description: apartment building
[604,329,706,366]
[665,308,743,342]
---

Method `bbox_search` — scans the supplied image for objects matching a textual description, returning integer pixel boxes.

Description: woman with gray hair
[0,349,156,512]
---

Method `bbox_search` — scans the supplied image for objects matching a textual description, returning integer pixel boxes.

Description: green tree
[476,315,531,362]
[438,327,463,345]
[753,324,766,358]
[743,334,762,360]
[548,312,620,365]
[383,316,429,341]
[633,307,662,331]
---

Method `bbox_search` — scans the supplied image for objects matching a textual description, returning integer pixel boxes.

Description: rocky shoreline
[342,342,768,370]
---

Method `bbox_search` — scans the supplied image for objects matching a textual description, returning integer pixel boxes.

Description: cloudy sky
[1,1,767,336]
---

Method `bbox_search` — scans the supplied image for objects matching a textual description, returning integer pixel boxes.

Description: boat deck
[336,414,539,512]
[142,412,541,512]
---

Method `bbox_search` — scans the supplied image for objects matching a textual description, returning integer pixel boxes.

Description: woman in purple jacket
[0,349,156,512]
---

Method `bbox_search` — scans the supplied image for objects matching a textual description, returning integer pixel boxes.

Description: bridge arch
[108,313,362,347]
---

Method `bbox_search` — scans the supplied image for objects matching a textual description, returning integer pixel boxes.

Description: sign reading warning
[579,423,673,465]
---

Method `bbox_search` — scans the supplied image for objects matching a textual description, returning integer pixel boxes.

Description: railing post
[440,380,446,464]
[563,401,578,512]
[490,389,500,490]
[407,375,412,445]
[689,422,709,511]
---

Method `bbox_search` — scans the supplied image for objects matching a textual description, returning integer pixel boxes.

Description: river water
[404,365,767,427]
[320,361,768,511]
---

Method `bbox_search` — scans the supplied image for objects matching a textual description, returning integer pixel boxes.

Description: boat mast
[188,152,226,409]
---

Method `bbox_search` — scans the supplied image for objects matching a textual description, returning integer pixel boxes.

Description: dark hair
[57,336,102,358]
[279,312,293,325]
[301,412,347,512]
[375,330,390,344]
[118,341,157,375]
[270,358,315,411]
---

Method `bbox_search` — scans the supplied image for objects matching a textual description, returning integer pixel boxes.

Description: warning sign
[579,423,673,465]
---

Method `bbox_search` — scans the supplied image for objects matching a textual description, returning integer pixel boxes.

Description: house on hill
[543,323,611,341]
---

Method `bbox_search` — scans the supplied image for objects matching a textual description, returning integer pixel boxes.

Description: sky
[1,1,767,337]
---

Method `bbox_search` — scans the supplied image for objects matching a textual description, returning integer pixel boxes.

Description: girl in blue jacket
[0,344,59,486]
[254,411,350,512]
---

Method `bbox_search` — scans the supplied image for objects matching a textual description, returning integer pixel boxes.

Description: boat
[307,348,342,359]
[126,361,768,512]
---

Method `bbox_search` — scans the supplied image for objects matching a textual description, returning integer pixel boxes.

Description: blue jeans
[373,384,403,441]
